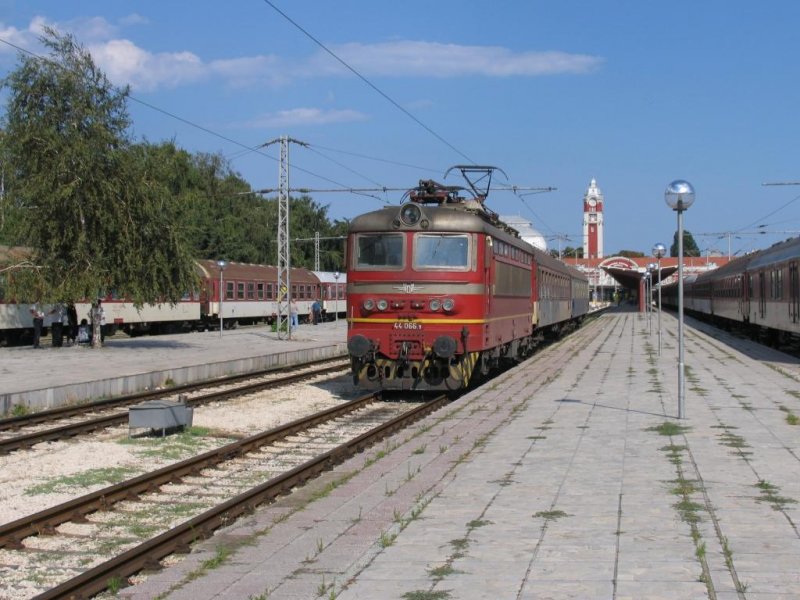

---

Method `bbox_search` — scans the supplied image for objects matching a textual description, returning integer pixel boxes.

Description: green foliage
[617,249,645,258]
[149,146,347,270]
[0,28,196,304]
[670,229,701,257]
[0,28,349,307]
[550,245,582,259]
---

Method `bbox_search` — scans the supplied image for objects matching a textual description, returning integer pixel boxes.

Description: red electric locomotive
[346,170,589,391]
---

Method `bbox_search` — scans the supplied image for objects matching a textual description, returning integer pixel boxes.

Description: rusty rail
[0,392,381,550]
[0,361,349,454]
[0,356,349,432]
[32,394,448,599]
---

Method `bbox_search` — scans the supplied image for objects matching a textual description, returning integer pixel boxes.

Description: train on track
[346,168,590,391]
[661,235,800,346]
[0,250,346,345]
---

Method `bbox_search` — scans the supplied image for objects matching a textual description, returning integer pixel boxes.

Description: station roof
[562,255,731,291]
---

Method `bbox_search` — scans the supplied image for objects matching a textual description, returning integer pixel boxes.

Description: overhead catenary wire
[0,33,549,210]
[260,0,476,164]
[303,145,387,189]
[733,183,800,234]
[309,143,441,175]
[0,35,392,198]
[508,187,558,235]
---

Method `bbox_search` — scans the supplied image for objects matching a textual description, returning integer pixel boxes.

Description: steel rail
[0,361,349,455]
[33,394,448,600]
[0,391,382,550]
[0,356,349,432]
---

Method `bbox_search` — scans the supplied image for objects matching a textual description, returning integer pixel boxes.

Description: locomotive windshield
[355,233,404,269]
[414,234,470,269]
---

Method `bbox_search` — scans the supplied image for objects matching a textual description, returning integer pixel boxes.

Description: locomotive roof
[349,204,586,282]
[349,203,536,252]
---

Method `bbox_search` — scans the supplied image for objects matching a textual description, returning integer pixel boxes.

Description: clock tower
[582,178,604,259]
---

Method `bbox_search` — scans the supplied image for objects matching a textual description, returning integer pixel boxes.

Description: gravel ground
[0,372,358,526]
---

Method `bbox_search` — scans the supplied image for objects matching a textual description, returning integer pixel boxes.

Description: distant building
[582,178,604,259]
[500,215,547,252]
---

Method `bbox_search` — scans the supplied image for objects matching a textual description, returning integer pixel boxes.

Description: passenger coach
[663,236,800,345]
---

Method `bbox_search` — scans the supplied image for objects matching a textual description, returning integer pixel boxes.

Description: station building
[505,178,732,312]
[569,178,730,310]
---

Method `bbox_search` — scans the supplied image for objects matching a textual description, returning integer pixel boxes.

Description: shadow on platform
[558,397,672,419]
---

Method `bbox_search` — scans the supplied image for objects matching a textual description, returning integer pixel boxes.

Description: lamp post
[333,271,341,322]
[216,259,227,339]
[647,262,657,335]
[665,180,695,419]
[652,243,667,356]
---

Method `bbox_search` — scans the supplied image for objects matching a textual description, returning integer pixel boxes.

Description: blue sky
[1,1,799,258]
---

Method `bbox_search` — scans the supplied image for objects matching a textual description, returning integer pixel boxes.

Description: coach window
[247,282,255,300]
[257,282,264,300]
[237,282,245,300]
[413,233,470,270]
[355,233,404,269]
[226,281,235,300]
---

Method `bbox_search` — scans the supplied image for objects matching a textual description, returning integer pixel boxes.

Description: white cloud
[0,16,602,92]
[119,14,149,27]
[89,39,206,91]
[209,55,287,88]
[238,108,369,129]
[0,23,33,55]
[313,41,603,78]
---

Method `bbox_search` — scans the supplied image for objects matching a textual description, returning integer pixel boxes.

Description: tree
[670,230,701,257]
[550,246,583,259]
[0,29,197,318]
[617,250,645,258]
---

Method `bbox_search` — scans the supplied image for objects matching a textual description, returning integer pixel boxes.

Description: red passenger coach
[197,260,321,328]
[346,176,588,391]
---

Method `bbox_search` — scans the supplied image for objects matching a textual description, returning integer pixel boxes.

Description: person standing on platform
[30,302,45,348]
[90,300,106,347]
[77,318,90,345]
[66,303,78,345]
[49,303,65,348]
[290,299,299,331]
[311,299,321,325]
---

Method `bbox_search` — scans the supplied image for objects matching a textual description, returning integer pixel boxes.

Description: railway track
[0,358,350,454]
[0,392,448,599]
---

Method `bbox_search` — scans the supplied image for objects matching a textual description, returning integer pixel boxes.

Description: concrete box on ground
[129,399,193,435]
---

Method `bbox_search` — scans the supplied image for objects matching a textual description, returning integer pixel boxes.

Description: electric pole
[260,135,308,339]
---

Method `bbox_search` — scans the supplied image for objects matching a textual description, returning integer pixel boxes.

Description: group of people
[288,299,324,331]
[29,300,105,349]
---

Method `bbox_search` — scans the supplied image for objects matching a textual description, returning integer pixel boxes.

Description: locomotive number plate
[393,321,422,330]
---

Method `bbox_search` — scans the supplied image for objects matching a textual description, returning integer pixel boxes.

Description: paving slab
[81,307,800,599]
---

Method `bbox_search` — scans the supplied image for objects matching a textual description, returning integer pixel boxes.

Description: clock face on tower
[587,197,597,208]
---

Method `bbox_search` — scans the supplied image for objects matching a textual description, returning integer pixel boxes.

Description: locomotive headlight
[442,298,455,312]
[363,299,375,311]
[429,299,441,311]
[376,299,389,311]
[399,203,422,226]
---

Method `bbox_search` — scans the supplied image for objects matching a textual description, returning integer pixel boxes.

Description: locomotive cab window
[354,233,404,269]
[413,234,470,270]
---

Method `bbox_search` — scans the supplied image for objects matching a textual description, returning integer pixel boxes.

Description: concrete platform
[117,308,800,600]
[0,320,348,414]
